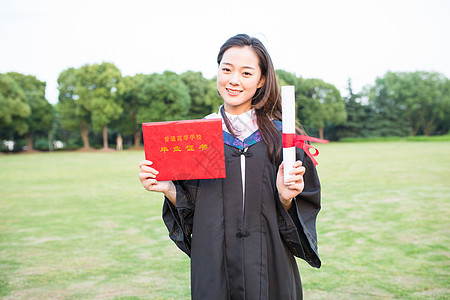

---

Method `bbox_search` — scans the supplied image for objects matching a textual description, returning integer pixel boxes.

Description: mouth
[226,88,243,95]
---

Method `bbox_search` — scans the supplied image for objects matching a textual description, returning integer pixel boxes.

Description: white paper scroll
[281,86,296,185]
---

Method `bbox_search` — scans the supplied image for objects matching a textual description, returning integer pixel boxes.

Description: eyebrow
[221,62,257,70]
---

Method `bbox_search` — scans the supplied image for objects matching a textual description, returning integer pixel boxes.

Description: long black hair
[217,34,305,160]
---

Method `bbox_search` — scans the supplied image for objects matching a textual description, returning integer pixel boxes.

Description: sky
[1,0,449,104]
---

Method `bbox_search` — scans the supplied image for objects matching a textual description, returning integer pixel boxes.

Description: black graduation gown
[162,125,321,300]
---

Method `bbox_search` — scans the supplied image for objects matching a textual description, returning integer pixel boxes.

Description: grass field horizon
[1,141,449,299]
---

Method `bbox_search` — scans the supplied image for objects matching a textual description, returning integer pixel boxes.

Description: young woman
[139,34,321,300]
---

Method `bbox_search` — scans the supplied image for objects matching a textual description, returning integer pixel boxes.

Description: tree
[75,62,123,150]
[0,73,30,140]
[276,70,298,89]
[402,72,447,135]
[204,77,224,114]
[367,71,450,136]
[116,74,145,148]
[180,71,220,119]
[366,76,410,137]
[58,62,123,150]
[297,78,347,139]
[369,71,450,136]
[57,67,92,149]
[334,79,368,139]
[136,71,191,124]
[7,72,53,151]
[435,78,450,134]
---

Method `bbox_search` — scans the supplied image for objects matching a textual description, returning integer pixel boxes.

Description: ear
[257,76,266,89]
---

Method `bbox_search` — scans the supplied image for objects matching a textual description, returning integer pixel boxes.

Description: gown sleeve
[162,180,198,257]
[277,147,322,268]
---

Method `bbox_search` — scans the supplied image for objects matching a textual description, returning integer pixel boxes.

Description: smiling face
[217,46,265,115]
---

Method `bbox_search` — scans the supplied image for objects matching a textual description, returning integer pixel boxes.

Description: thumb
[277,162,285,180]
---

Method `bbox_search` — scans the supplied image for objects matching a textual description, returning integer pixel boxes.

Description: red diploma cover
[142,118,226,181]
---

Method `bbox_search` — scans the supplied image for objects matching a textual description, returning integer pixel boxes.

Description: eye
[222,67,231,73]
[243,72,253,77]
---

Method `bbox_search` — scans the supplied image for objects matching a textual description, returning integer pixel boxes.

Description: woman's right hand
[138,160,174,194]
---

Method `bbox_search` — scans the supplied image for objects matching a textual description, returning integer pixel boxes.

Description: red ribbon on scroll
[282,134,329,166]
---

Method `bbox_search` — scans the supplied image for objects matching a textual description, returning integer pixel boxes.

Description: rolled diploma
[281,86,296,185]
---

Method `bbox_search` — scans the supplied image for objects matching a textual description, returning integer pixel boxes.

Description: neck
[223,104,252,116]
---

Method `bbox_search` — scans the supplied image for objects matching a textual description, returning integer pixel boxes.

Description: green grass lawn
[1,141,449,299]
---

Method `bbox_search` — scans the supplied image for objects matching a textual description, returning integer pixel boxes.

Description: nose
[229,72,240,86]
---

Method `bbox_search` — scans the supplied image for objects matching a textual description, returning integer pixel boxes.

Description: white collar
[205,106,258,141]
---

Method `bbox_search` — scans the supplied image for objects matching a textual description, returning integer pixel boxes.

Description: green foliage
[368,71,450,136]
[333,79,380,140]
[75,62,123,132]
[204,77,223,114]
[296,78,347,137]
[276,70,298,89]
[331,72,450,140]
[115,74,144,136]
[7,72,53,134]
[57,63,123,149]
[136,71,191,124]
[34,137,50,150]
[4,67,450,150]
[0,73,30,136]
[180,71,217,119]
[57,67,90,131]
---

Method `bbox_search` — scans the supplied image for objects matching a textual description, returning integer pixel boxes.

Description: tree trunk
[103,125,109,149]
[319,127,324,140]
[423,117,435,136]
[134,129,142,149]
[80,122,90,149]
[48,132,53,151]
[24,132,34,151]
[131,111,142,149]
[407,115,415,136]
[116,133,123,151]
[413,115,421,136]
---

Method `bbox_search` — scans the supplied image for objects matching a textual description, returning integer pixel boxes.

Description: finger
[139,160,154,168]
[287,183,304,192]
[139,172,157,181]
[289,166,306,176]
[140,165,159,175]
[144,179,158,190]
[292,160,303,168]
[285,174,303,184]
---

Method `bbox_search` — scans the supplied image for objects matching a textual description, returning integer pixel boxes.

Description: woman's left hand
[276,161,305,209]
